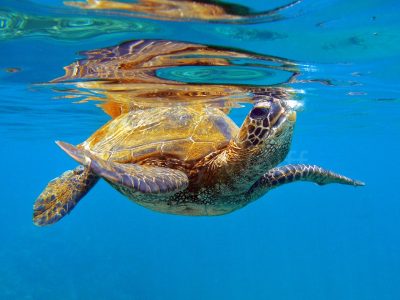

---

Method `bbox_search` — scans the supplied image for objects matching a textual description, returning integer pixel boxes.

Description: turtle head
[236,97,297,167]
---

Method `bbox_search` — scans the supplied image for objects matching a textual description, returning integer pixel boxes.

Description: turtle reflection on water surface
[34,98,364,226]
[65,0,301,23]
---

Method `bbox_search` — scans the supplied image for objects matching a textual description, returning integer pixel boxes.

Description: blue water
[1,0,400,299]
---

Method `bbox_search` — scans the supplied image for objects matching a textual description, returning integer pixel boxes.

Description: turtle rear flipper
[33,166,99,226]
[56,141,189,194]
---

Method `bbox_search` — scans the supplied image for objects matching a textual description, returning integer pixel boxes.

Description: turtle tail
[33,166,99,226]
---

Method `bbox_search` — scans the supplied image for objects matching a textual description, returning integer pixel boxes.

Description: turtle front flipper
[33,166,99,226]
[56,141,189,195]
[248,164,364,199]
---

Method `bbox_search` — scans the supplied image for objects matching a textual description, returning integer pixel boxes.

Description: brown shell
[80,105,239,163]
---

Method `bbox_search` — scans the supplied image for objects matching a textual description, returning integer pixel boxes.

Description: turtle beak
[288,110,296,122]
[283,99,300,123]
[284,99,303,111]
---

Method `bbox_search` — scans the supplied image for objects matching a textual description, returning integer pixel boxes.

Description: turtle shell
[80,105,239,163]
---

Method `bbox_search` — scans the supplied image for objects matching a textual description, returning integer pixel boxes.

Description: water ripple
[0,8,158,41]
[47,39,298,115]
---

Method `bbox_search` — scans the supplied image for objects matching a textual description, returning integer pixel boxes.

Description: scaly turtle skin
[33,98,364,226]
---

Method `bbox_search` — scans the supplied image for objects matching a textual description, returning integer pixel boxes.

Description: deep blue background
[0,0,399,299]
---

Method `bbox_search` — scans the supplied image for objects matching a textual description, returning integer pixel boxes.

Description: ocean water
[1,0,399,299]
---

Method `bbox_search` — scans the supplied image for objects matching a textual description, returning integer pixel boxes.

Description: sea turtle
[33,98,364,226]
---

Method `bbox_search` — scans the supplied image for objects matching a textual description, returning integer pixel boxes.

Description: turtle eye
[250,107,269,119]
